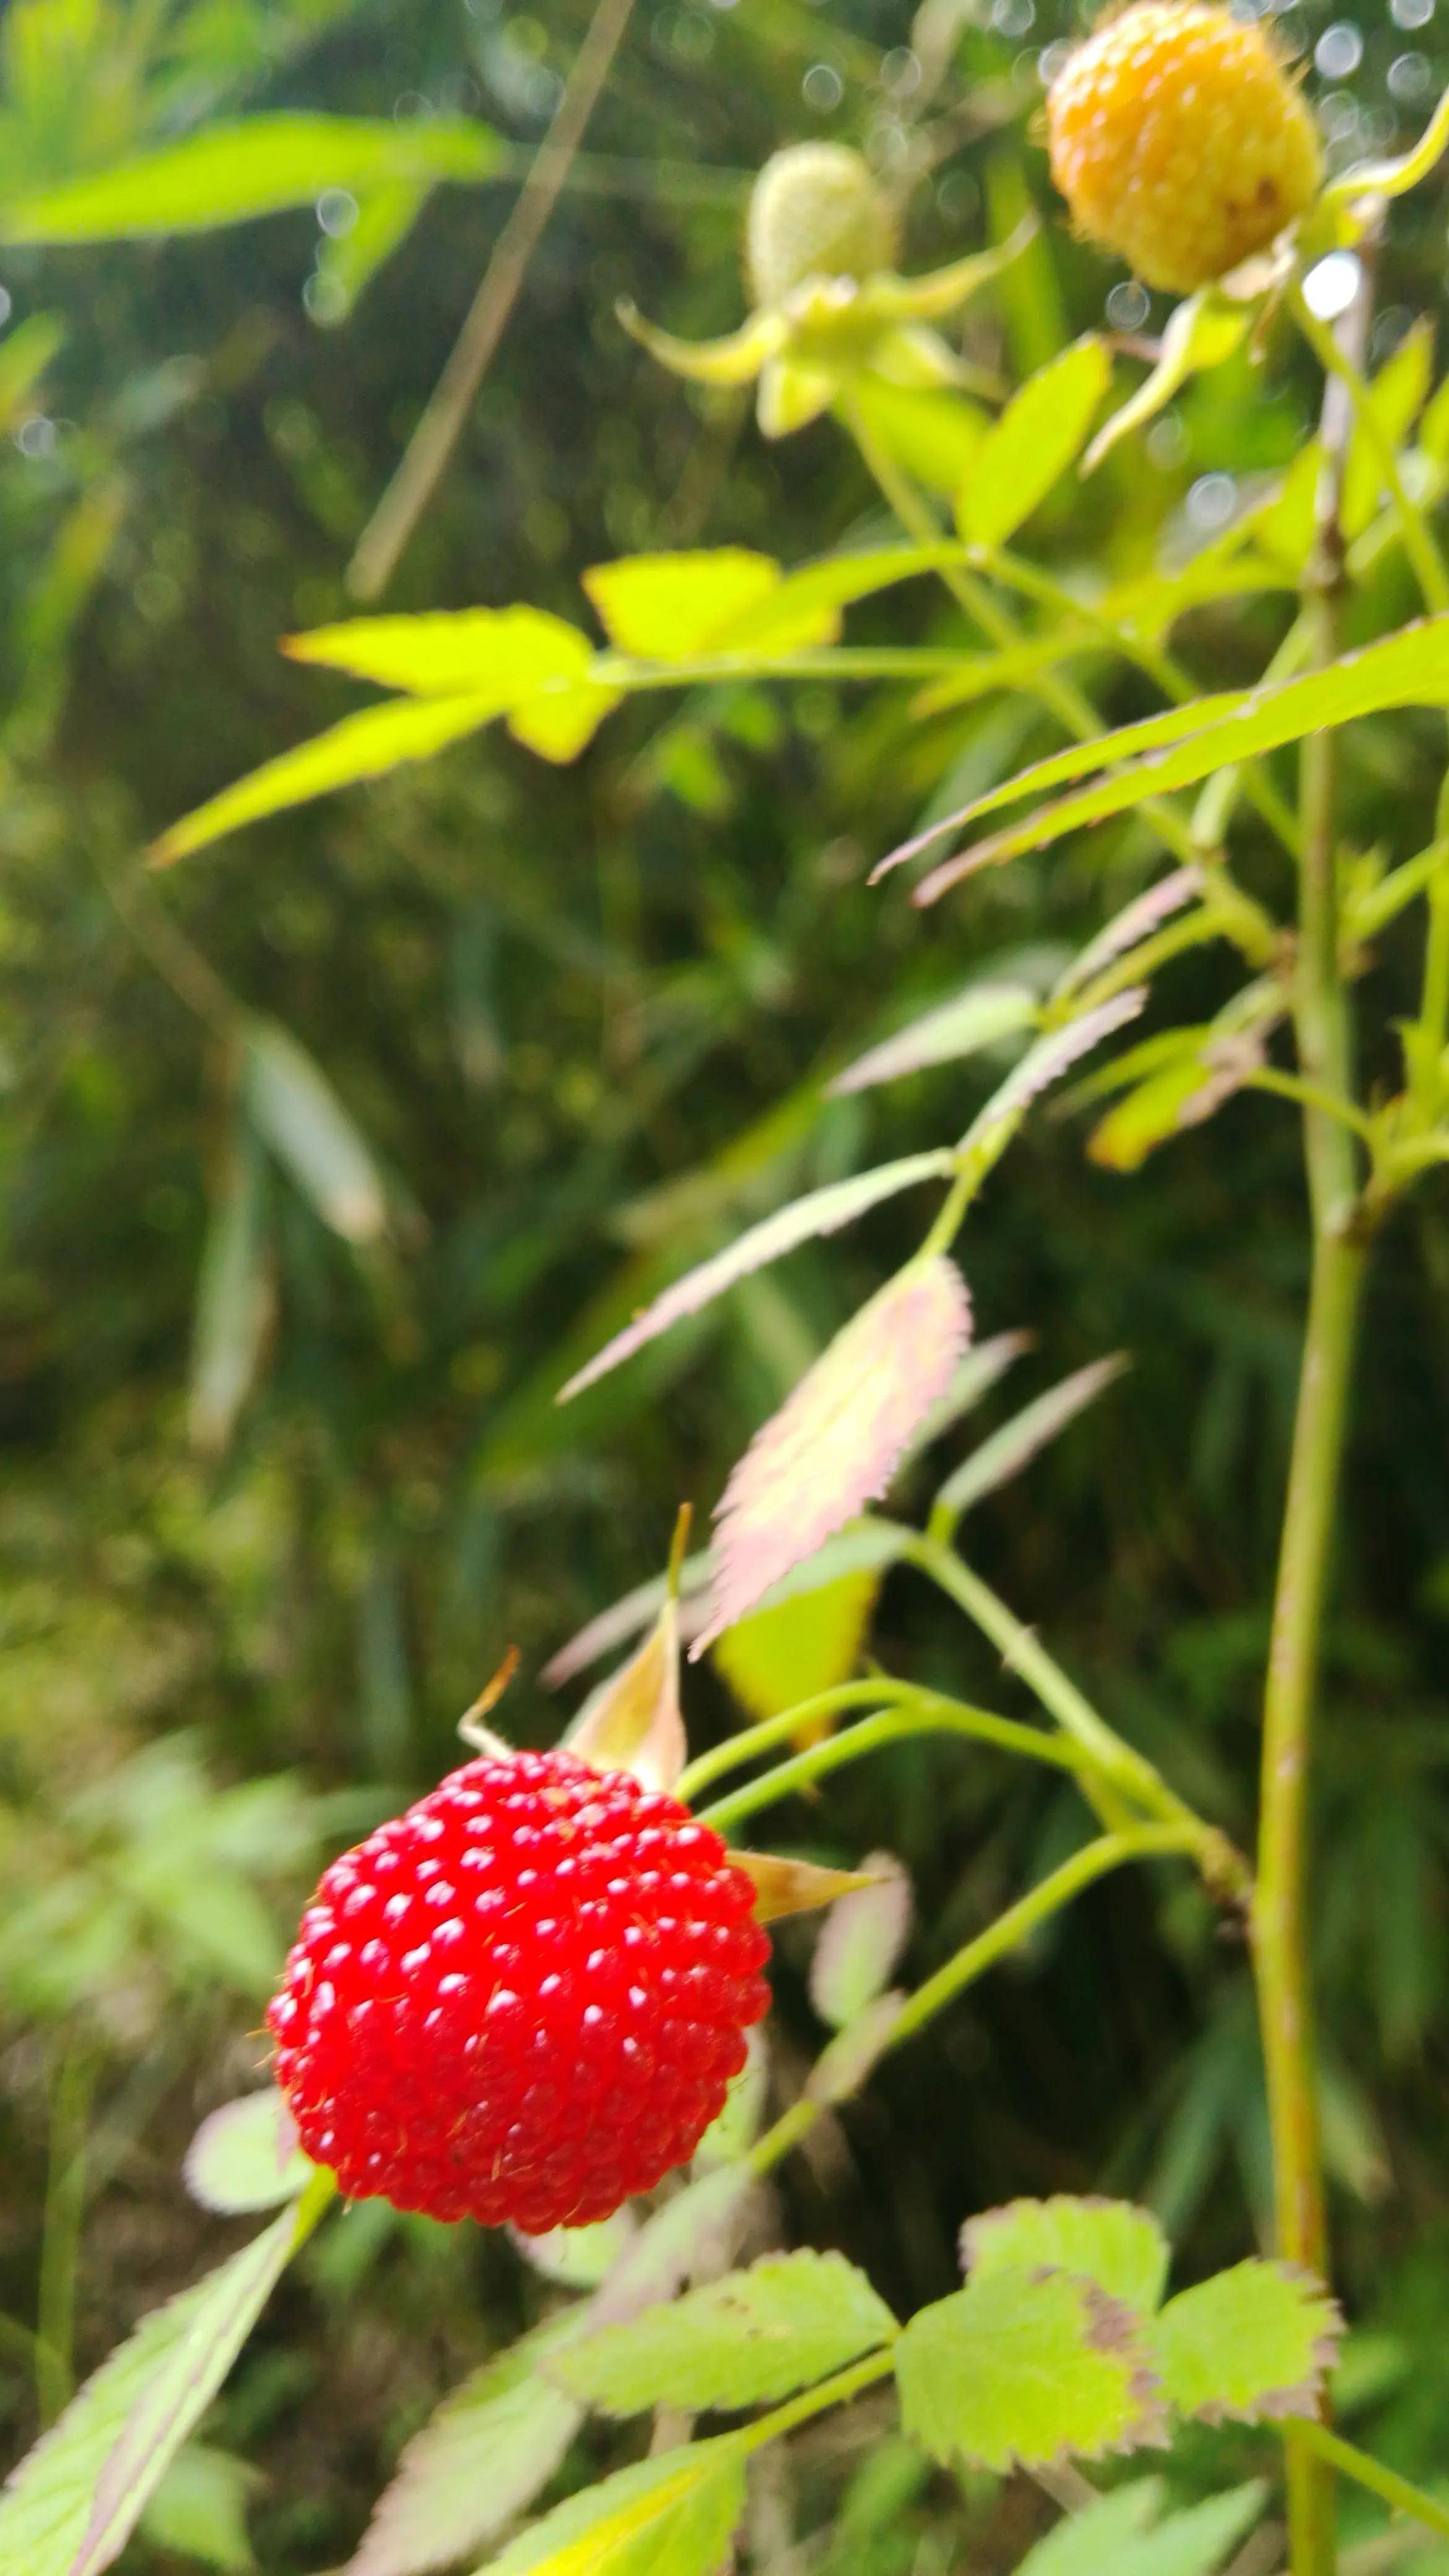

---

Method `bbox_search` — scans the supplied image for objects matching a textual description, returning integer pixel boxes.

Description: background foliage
[6,0,1449,2567]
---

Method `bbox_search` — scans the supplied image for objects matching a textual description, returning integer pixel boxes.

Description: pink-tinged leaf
[556,1151,954,1403]
[1055,867,1204,997]
[809,1852,913,2031]
[568,1577,685,1795]
[957,993,1147,1177]
[734,1851,886,1923]
[828,983,1039,1097]
[694,1258,972,1653]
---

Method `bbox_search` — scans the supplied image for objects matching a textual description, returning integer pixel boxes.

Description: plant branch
[1291,2424,1449,2549]
[1289,285,1449,618]
[1256,249,1376,2576]
[694,1701,1101,1836]
[347,0,637,601]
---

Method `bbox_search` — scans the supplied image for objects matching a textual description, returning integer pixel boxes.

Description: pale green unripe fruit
[746,144,899,307]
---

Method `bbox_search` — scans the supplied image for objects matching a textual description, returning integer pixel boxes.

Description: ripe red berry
[266,1747,771,2234]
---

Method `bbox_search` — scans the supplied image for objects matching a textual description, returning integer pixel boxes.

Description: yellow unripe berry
[746,144,900,308]
[1046,2,1323,296]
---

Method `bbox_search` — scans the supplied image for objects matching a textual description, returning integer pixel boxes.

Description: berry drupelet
[267,1748,771,2235]
[1046,2,1322,297]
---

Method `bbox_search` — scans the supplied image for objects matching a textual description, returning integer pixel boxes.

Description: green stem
[1292,2424,1449,2549]
[747,1826,1204,2180]
[1290,289,1449,617]
[1245,1069,1377,1144]
[679,1680,924,1801]
[1258,266,1374,2576]
[694,1702,1096,1837]
[839,394,1208,877]
[736,2346,897,2451]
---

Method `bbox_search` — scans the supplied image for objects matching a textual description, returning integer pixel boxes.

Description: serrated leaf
[481,2439,747,2576]
[1014,2477,1266,2576]
[581,549,839,657]
[829,981,1039,1096]
[554,2252,897,2416]
[188,1128,273,1455]
[150,694,501,866]
[0,115,501,241]
[184,2090,311,2216]
[509,2212,637,2291]
[1151,2260,1342,2426]
[960,2196,1170,2318]
[590,2165,759,2329]
[933,1359,1128,1530]
[557,1152,953,1403]
[567,1593,685,1794]
[346,2316,584,2576]
[284,604,598,700]
[695,1258,972,1651]
[894,2265,1166,2474]
[1086,1040,1260,1172]
[955,994,1147,1181]
[712,1564,880,1726]
[887,616,1449,901]
[809,1853,912,2031]
[242,1020,388,1244]
[959,338,1112,547]
[0,2182,330,2576]
[1084,296,1248,474]
[1055,868,1204,999]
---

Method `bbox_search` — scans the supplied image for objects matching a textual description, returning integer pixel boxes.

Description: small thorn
[458,1646,520,1751]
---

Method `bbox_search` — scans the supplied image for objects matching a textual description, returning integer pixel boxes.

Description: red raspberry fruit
[266,1747,771,2234]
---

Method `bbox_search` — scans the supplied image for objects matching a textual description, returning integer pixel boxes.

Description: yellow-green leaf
[150,694,500,866]
[552,2252,897,2416]
[0,114,500,241]
[958,338,1112,548]
[582,548,838,657]
[961,2196,1170,2318]
[1084,294,1248,474]
[481,2439,747,2576]
[1151,2261,1342,2426]
[283,604,595,700]
[895,2265,1165,2473]
[842,378,987,494]
[712,1564,880,1723]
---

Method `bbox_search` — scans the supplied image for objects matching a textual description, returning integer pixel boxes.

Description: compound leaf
[553,2252,897,2416]
[894,2265,1165,2473]
[346,2317,583,2576]
[1151,2260,1342,2425]
[960,2196,1169,2319]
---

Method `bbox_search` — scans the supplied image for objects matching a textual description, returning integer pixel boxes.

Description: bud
[746,143,900,309]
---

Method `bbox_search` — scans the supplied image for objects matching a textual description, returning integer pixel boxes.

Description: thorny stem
[1257,253,1376,2576]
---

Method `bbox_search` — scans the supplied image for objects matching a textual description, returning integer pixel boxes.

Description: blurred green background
[4,0,1449,2567]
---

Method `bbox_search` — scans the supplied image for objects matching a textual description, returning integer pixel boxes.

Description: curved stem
[1245,1069,1377,1143]
[747,1825,1204,2179]
[737,2347,897,2451]
[678,1681,929,1802]
[1292,2423,1449,2549]
[694,1702,1097,1837]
